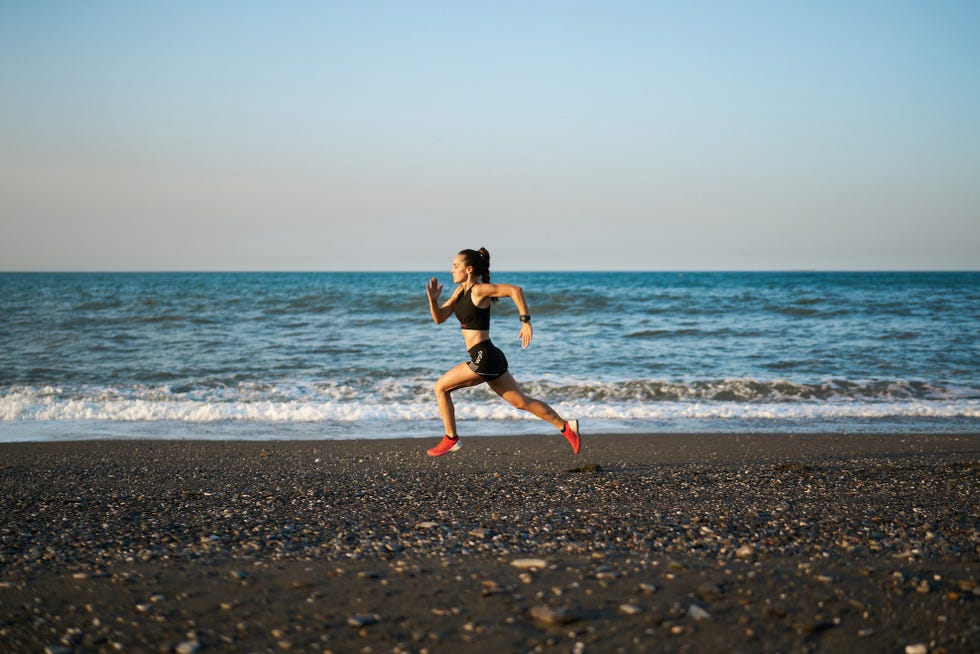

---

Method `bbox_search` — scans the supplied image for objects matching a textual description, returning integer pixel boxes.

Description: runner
[424,247,581,456]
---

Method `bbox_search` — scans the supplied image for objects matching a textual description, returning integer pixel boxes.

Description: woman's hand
[427,277,454,324]
[519,322,533,350]
[426,277,443,302]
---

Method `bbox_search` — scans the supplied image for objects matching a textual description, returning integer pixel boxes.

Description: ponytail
[475,247,491,284]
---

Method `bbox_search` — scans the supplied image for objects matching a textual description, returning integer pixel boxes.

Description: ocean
[1,271,977,441]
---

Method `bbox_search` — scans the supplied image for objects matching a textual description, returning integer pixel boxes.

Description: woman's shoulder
[474,281,516,296]
[469,282,504,305]
[469,282,494,296]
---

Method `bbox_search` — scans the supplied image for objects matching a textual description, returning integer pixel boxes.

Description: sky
[1,1,978,271]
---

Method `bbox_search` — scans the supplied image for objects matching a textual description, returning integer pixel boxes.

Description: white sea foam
[2,383,977,425]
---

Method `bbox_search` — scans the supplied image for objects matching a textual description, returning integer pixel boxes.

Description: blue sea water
[0,271,977,441]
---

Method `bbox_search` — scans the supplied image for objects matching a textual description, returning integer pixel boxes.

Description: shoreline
[2,429,978,454]
[1,433,977,652]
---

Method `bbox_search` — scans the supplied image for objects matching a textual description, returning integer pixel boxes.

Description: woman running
[424,247,581,457]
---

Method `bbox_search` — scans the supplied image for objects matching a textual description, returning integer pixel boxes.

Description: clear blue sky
[1,1,978,271]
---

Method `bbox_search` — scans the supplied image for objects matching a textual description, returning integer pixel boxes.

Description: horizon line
[2,268,977,275]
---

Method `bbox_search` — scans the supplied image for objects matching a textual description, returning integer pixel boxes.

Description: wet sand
[1,433,977,653]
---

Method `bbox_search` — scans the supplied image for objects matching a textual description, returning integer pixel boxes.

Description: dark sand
[1,433,977,653]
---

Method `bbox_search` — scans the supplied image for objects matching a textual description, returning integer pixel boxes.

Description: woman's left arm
[475,283,533,349]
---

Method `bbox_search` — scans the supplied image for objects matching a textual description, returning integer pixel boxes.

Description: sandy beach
[1,433,977,653]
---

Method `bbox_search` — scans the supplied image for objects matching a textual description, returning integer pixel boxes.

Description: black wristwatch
[519,314,532,323]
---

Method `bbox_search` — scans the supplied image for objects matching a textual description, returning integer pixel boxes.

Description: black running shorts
[467,340,509,381]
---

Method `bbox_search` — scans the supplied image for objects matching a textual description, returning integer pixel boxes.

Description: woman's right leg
[487,372,565,429]
[434,362,484,437]
[488,372,581,454]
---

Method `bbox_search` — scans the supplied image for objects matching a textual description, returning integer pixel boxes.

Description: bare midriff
[461,329,491,351]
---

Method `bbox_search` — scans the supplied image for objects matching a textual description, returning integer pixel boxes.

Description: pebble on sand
[175,640,202,654]
[528,605,577,625]
[511,558,548,570]
[687,604,712,621]
[347,614,380,627]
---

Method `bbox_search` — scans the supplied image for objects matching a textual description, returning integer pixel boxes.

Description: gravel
[0,433,977,653]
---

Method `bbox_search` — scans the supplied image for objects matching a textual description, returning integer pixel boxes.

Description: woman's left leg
[487,372,566,430]
[434,362,485,437]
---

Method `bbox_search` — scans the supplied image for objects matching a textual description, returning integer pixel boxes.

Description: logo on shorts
[473,351,484,365]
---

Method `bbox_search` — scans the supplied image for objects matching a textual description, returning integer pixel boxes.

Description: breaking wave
[2,378,977,425]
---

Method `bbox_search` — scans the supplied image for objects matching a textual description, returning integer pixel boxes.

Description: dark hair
[459,247,497,302]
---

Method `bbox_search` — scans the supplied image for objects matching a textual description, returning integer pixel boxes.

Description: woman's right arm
[426,277,458,324]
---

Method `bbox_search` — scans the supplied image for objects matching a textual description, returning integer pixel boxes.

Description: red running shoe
[561,420,581,454]
[427,435,461,457]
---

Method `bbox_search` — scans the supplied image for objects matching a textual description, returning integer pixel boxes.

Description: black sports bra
[454,286,491,331]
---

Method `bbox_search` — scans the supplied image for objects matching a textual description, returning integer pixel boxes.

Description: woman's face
[450,255,471,284]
